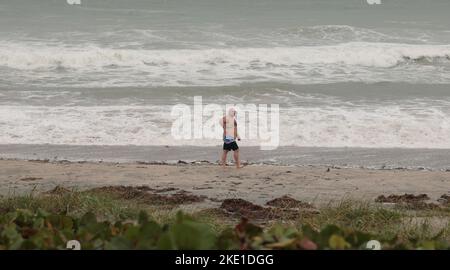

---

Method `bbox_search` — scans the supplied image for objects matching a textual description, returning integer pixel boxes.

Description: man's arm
[221,116,226,138]
[234,120,240,140]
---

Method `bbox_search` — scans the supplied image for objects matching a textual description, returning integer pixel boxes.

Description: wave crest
[1,42,450,86]
[1,42,450,70]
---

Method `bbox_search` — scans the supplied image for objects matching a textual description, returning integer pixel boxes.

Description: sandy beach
[1,159,448,206]
[2,0,450,251]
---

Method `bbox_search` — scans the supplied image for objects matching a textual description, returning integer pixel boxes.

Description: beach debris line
[20,177,43,181]
[87,185,206,205]
[438,194,450,205]
[220,197,318,220]
[375,193,430,203]
[374,193,442,210]
[265,195,313,209]
[220,198,293,220]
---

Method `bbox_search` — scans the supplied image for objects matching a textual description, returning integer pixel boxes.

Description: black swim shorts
[223,141,239,151]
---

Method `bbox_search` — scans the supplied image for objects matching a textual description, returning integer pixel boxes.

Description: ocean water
[1,0,450,151]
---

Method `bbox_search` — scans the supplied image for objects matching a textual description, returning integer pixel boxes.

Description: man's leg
[221,150,229,167]
[233,149,241,168]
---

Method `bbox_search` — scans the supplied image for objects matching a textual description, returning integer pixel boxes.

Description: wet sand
[2,144,450,170]
[1,160,448,206]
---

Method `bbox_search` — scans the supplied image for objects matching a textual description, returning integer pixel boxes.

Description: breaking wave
[1,42,450,86]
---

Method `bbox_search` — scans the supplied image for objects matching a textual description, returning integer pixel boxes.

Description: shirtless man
[220,108,241,168]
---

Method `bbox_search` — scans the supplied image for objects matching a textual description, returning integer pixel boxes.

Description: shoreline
[2,144,450,171]
[1,159,448,207]
[1,157,449,172]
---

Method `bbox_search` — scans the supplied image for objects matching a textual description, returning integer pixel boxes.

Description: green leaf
[80,212,97,226]
[140,220,162,241]
[158,212,217,250]
[105,236,133,250]
[217,228,239,250]
[329,234,351,250]
[418,241,436,250]
[138,211,150,225]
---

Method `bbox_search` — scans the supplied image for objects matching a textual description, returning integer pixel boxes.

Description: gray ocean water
[1,0,450,167]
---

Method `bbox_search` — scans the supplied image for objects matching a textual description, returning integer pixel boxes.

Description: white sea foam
[1,102,449,148]
[1,42,450,86]
[1,42,449,69]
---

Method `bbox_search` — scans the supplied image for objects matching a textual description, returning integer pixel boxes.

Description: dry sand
[1,160,449,206]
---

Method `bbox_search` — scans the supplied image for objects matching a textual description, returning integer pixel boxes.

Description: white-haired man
[220,108,242,168]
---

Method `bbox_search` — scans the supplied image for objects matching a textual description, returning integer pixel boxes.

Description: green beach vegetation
[0,187,448,250]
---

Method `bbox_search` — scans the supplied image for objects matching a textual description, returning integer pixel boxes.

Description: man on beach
[220,108,242,168]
